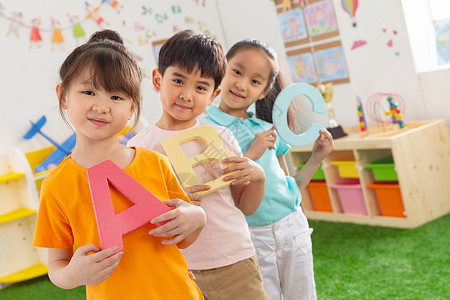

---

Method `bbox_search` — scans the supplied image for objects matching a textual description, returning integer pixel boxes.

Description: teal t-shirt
[201,105,301,226]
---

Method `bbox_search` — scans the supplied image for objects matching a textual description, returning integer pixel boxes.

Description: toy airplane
[23,116,76,173]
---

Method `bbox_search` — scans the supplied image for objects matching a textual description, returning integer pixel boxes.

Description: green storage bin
[297,163,325,180]
[364,156,398,181]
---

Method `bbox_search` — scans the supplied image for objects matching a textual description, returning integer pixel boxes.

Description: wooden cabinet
[0,147,53,288]
[290,119,450,228]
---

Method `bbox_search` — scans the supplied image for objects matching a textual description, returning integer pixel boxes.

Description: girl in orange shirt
[33,29,206,300]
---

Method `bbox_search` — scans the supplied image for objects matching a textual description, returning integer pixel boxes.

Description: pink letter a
[87,160,171,251]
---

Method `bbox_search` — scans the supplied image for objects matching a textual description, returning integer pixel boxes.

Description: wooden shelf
[33,170,51,181]
[291,120,439,151]
[0,172,25,183]
[0,264,48,283]
[0,208,36,224]
[291,119,450,228]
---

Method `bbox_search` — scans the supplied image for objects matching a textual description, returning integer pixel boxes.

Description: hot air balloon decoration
[341,0,358,27]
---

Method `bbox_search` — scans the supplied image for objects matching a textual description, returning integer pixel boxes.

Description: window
[402,0,450,72]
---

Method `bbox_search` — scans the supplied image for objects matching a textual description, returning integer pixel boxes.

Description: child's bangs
[89,56,138,98]
[180,50,218,79]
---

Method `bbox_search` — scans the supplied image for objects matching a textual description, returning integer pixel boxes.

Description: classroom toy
[366,92,405,129]
[33,134,76,173]
[356,95,368,135]
[272,83,326,147]
[23,116,76,173]
[385,96,405,129]
[24,116,70,153]
[87,160,171,251]
[161,126,236,196]
[116,130,136,145]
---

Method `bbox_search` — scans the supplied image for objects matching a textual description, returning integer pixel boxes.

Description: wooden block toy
[87,160,171,251]
[272,83,326,146]
[161,126,236,196]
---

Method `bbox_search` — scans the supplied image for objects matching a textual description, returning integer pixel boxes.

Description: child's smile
[153,65,219,130]
[219,48,272,117]
[230,89,246,100]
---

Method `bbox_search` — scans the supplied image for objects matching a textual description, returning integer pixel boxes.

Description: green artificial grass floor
[1,213,448,299]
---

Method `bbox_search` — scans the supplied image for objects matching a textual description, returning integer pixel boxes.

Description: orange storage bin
[308,181,332,212]
[367,182,406,218]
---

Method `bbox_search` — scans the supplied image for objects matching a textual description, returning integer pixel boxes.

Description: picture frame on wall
[285,41,349,85]
[303,0,339,41]
[286,47,317,84]
[275,0,339,47]
[151,38,167,64]
[276,3,308,48]
[314,41,349,84]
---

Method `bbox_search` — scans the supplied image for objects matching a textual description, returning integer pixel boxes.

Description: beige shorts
[191,255,268,300]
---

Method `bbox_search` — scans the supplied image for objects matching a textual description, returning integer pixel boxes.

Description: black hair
[157,29,226,91]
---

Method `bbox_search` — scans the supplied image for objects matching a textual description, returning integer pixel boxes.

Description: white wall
[1,0,449,159]
[418,70,450,120]
[0,0,226,157]
[218,0,441,130]
[401,0,450,128]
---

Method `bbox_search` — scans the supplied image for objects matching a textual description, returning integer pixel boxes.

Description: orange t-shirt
[33,148,203,300]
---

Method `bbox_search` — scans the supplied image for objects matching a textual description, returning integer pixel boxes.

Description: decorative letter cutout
[272,83,326,146]
[161,126,235,196]
[87,160,171,251]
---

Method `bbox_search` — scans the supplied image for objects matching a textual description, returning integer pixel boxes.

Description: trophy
[318,82,347,139]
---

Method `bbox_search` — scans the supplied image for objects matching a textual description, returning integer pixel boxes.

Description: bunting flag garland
[102,0,123,13]
[0,0,216,51]
[50,17,65,51]
[0,1,112,48]
[85,1,107,26]
[6,12,23,38]
[67,13,86,46]
[29,17,42,47]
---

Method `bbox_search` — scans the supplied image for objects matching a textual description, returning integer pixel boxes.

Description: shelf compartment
[0,263,48,283]
[0,172,25,183]
[0,208,36,224]
[308,181,332,212]
[330,178,367,215]
[364,156,398,181]
[34,170,51,181]
[297,163,325,180]
[367,182,406,218]
[331,158,359,178]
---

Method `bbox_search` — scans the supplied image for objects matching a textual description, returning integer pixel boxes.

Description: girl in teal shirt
[202,39,333,300]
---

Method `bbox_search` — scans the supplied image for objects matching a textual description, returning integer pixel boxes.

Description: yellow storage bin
[331,158,359,178]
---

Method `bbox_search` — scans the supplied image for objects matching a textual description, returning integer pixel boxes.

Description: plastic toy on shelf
[23,116,76,173]
[356,95,368,136]
[385,96,404,129]
[366,93,406,132]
